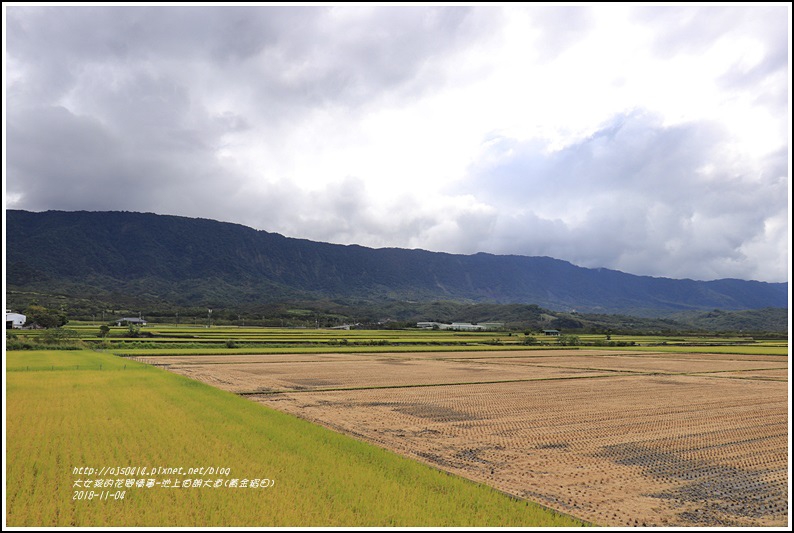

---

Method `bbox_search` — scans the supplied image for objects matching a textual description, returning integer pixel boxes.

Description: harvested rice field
[144,349,789,527]
[138,358,611,394]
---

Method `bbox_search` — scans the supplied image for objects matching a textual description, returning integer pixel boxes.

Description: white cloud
[4,4,790,282]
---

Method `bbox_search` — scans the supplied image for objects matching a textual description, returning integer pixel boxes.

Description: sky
[3,4,791,283]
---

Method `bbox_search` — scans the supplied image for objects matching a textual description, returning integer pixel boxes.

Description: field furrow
[155,349,789,527]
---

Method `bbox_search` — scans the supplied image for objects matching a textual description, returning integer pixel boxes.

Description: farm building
[417,322,495,331]
[6,311,26,329]
[450,323,486,331]
[542,329,561,336]
[116,317,148,326]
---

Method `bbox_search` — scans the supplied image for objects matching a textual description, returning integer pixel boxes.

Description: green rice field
[13,323,788,356]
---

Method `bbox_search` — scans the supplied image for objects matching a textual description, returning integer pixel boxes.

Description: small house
[542,329,560,336]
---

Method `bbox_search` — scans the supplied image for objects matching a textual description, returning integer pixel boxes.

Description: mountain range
[5,209,788,316]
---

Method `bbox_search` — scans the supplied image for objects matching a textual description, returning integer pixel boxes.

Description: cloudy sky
[4,4,790,283]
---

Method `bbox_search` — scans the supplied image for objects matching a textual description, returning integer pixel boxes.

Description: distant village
[6,310,571,335]
[416,321,503,331]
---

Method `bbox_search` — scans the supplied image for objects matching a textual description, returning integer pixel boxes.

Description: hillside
[6,209,788,315]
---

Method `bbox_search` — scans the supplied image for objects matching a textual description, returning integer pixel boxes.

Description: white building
[116,317,148,326]
[6,311,27,328]
[417,321,492,331]
[450,322,486,331]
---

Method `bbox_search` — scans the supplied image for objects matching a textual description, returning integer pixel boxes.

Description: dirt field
[146,350,789,526]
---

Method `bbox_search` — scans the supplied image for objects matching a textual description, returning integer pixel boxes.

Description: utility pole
[208,308,212,328]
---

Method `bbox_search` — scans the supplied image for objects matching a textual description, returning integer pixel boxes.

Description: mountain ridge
[5,209,788,314]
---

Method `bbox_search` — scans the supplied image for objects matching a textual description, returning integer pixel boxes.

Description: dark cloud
[6,100,248,219]
[7,6,494,115]
[6,5,499,211]
[7,105,122,210]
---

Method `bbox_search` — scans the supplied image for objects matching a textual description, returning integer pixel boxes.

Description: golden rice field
[144,348,790,527]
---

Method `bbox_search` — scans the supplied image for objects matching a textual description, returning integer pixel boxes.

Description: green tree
[522,335,538,345]
[98,325,111,338]
[25,304,68,329]
[40,328,80,345]
[558,335,581,346]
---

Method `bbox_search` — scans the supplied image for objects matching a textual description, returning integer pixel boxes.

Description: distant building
[542,329,560,336]
[450,322,486,331]
[418,321,501,331]
[116,317,147,326]
[6,311,26,329]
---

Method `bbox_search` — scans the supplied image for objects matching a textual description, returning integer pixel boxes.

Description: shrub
[558,335,581,346]
[40,328,81,345]
[24,304,68,328]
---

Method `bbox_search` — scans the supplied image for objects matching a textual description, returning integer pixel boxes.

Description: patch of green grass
[6,349,586,527]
